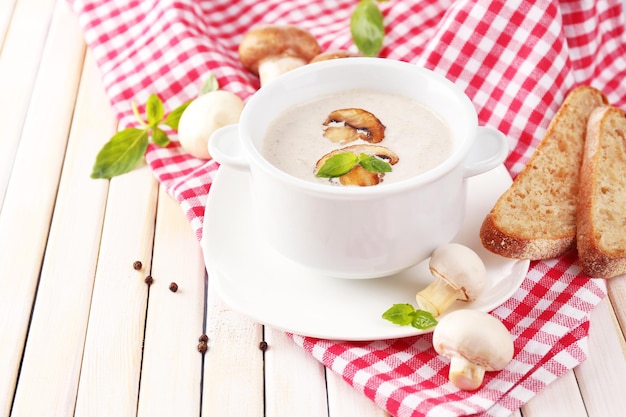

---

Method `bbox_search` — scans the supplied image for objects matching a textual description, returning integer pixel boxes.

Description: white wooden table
[1,1,626,416]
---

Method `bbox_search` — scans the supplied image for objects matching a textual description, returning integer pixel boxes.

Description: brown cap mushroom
[238,25,321,86]
[415,243,487,317]
[310,50,362,63]
[432,309,514,390]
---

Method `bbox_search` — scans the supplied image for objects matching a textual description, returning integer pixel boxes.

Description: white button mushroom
[238,25,321,86]
[415,243,487,317]
[177,90,244,160]
[432,309,514,390]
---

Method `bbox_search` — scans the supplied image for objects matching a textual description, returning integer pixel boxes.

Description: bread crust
[480,85,608,260]
[480,214,574,259]
[577,106,626,278]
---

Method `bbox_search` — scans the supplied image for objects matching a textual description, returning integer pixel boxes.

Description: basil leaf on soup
[316,152,359,178]
[358,153,392,173]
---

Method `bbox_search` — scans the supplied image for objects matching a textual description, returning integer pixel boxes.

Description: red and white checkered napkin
[69,0,626,415]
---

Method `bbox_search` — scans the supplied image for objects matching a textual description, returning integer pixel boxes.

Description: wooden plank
[136,187,205,417]
[201,287,264,417]
[0,1,85,415]
[326,370,391,417]
[264,327,329,417]
[9,24,110,417]
[519,370,586,417]
[0,0,57,209]
[0,0,16,49]
[574,296,626,416]
[606,275,626,337]
[73,166,158,417]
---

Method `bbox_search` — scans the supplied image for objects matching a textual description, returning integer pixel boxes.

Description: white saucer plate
[201,165,530,341]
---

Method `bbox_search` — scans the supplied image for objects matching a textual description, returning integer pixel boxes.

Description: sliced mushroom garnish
[315,144,399,187]
[323,126,363,144]
[322,108,386,144]
[339,164,380,186]
[315,144,399,169]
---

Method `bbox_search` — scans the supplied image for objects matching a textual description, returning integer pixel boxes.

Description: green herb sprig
[91,74,219,179]
[90,95,191,179]
[382,304,438,330]
[316,152,392,178]
[350,0,389,57]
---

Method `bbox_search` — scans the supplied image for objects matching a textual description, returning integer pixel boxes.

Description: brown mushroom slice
[323,108,386,144]
[238,25,321,86]
[310,50,362,63]
[322,125,364,143]
[315,144,399,169]
[339,164,380,186]
[315,144,399,187]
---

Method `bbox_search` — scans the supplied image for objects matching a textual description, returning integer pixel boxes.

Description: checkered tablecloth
[69,0,626,415]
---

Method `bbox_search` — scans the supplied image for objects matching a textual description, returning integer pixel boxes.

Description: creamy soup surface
[261,89,454,185]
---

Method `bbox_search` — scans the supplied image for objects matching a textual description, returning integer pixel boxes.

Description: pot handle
[463,126,509,178]
[208,124,249,169]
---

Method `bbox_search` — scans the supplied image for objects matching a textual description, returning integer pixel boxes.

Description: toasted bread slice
[480,86,608,259]
[577,106,626,278]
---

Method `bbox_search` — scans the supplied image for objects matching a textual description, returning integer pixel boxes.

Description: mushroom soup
[261,89,455,186]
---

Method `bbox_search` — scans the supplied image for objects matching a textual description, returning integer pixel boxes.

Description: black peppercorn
[199,334,209,343]
[144,275,154,285]
[197,341,208,353]
[259,341,268,351]
[169,282,178,292]
[133,260,143,270]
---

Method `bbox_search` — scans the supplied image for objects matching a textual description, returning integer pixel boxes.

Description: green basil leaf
[90,128,149,179]
[163,100,192,130]
[358,153,392,173]
[200,73,219,95]
[151,126,170,147]
[316,152,359,178]
[350,0,385,57]
[382,304,416,326]
[146,94,165,126]
[411,310,438,330]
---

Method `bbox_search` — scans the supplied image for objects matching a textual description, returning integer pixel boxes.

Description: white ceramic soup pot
[209,58,508,279]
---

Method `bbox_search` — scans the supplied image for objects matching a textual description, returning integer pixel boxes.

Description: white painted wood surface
[10,45,108,417]
[264,328,329,417]
[137,186,206,417]
[1,2,625,417]
[0,0,58,209]
[326,370,392,417]
[575,297,626,416]
[519,371,587,417]
[0,0,85,414]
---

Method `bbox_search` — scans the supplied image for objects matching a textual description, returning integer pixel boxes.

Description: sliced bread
[480,86,608,259]
[577,106,626,278]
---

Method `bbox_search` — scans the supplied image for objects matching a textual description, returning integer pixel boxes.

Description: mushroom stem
[415,278,461,317]
[448,356,486,391]
[258,56,308,86]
